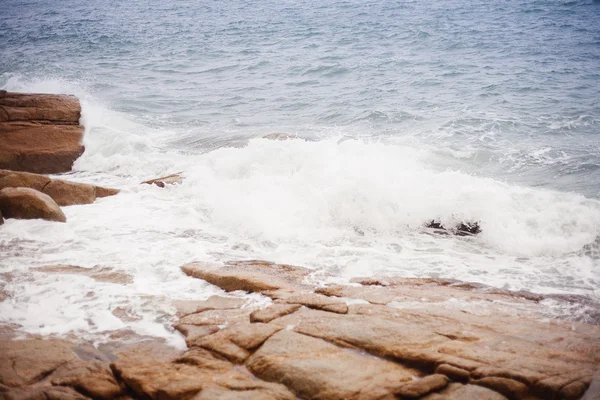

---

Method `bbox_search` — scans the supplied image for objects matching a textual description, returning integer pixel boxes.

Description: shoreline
[1,92,599,399]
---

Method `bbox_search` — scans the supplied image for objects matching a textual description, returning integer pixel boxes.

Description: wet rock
[191,322,282,363]
[473,377,528,400]
[173,295,248,317]
[141,173,184,188]
[425,220,482,236]
[111,357,295,400]
[0,209,3,225]
[0,170,119,206]
[246,330,416,400]
[420,383,509,400]
[396,374,449,398]
[0,169,50,192]
[250,303,302,323]
[0,385,91,400]
[0,91,85,174]
[0,338,77,387]
[435,363,470,382]
[32,265,133,284]
[268,291,348,314]
[0,187,66,222]
[50,359,123,400]
[181,260,311,293]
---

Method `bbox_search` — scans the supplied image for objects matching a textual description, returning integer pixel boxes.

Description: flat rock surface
[0,91,85,174]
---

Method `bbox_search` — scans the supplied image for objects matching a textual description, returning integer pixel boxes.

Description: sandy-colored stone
[141,173,184,187]
[0,91,84,174]
[396,374,449,398]
[42,180,96,206]
[0,339,77,387]
[181,260,311,293]
[0,169,50,191]
[250,303,302,323]
[174,324,220,345]
[0,170,119,206]
[246,330,415,400]
[0,385,91,400]
[111,358,295,400]
[94,186,119,199]
[421,383,509,400]
[173,295,248,317]
[192,323,282,363]
[0,187,66,222]
[50,359,123,400]
[435,363,470,382]
[178,308,253,327]
[474,377,529,400]
[269,291,348,314]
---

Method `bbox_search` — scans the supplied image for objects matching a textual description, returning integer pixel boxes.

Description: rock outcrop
[175,260,599,400]
[0,169,119,206]
[2,260,598,399]
[0,91,85,174]
[0,187,66,222]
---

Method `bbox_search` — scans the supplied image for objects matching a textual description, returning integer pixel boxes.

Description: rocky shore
[0,92,599,399]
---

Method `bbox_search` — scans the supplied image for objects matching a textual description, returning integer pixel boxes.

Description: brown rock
[192,323,282,363]
[250,303,302,323]
[0,209,3,225]
[0,170,118,205]
[0,338,77,387]
[0,91,81,123]
[178,308,253,327]
[0,187,66,222]
[435,363,470,382]
[0,385,91,400]
[50,359,122,400]
[94,186,119,199]
[562,380,590,400]
[269,291,348,314]
[396,374,449,398]
[173,295,248,317]
[246,330,415,400]
[141,173,184,187]
[0,91,84,174]
[111,358,295,400]
[272,307,447,368]
[42,180,96,206]
[174,324,220,345]
[421,383,509,400]
[181,260,311,294]
[0,169,50,191]
[474,377,529,400]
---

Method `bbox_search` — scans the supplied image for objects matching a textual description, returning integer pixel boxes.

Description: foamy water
[1,0,600,343]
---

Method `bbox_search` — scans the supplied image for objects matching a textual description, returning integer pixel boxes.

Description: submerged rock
[141,173,184,188]
[0,187,66,222]
[426,220,482,236]
[0,91,85,174]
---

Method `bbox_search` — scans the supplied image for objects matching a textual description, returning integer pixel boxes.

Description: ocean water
[1,0,600,344]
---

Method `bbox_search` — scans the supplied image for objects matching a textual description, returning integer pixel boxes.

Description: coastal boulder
[0,91,85,174]
[0,187,66,222]
[0,170,119,206]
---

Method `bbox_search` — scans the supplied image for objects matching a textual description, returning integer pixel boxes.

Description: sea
[1,0,600,345]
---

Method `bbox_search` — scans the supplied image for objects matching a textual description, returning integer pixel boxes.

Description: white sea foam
[1,82,599,344]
